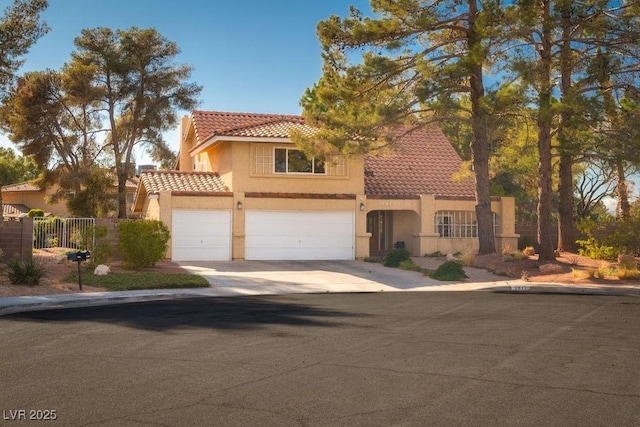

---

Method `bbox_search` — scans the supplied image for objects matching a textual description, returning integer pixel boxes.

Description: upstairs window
[274,148,325,174]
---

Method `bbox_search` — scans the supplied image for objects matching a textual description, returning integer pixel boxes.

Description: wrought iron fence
[33,217,96,255]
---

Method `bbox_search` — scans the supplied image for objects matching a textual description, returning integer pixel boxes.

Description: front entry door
[367,211,389,252]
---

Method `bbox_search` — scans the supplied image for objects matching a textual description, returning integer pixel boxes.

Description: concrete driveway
[176,259,514,295]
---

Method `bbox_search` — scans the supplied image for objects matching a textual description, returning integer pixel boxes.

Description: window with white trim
[274,148,325,174]
[435,211,500,238]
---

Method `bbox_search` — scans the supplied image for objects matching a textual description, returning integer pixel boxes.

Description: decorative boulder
[94,264,111,276]
[539,263,564,274]
[618,254,637,265]
[446,253,458,261]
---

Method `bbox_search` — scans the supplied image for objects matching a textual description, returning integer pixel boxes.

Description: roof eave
[189,135,293,156]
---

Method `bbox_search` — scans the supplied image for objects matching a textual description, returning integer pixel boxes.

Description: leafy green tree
[294,0,512,254]
[0,147,39,220]
[69,27,201,218]
[0,0,49,93]
[0,69,101,200]
[64,167,117,217]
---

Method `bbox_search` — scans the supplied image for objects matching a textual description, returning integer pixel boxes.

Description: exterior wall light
[237,201,243,210]
[148,193,159,200]
[359,202,365,211]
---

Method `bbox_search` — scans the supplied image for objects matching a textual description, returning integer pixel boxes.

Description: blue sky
[0,0,372,164]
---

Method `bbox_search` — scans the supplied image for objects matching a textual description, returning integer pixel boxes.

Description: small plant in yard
[364,256,383,263]
[426,251,443,258]
[596,263,615,279]
[615,266,639,280]
[399,259,421,271]
[383,248,411,268]
[522,246,536,256]
[459,252,476,267]
[571,268,585,279]
[429,260,467,281]
[520,270,530,281]
[117,220,170,269]
[5,258,46,286]
[503,251,528,262]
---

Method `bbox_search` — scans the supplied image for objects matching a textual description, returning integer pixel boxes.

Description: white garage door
[245,211,354,260]
[171,209,231,261]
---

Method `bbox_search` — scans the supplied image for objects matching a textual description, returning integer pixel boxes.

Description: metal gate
[33,217,95,251]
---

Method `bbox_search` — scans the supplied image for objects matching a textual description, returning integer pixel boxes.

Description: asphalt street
[1,291,639,426]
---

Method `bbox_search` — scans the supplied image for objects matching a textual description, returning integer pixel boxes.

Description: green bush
[429,261,467,281]
[27,208,44,218]
[81,225,113,266]
[383,248,411,267]
[577,217,640,260]
[5,258,46,286]
[117,220,170,270]
[399,259,421,271]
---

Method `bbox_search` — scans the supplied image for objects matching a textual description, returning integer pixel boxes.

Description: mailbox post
[67,251,91,290]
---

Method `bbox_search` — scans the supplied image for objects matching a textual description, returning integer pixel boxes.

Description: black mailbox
[67,251,91,262]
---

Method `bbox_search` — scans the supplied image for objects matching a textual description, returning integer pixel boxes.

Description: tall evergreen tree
[294,0,510,254]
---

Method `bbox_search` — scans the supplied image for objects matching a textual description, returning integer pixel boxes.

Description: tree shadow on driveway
[2,295,371,332]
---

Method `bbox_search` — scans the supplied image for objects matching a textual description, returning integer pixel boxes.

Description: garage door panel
[172,210,231,261]
[245,211,354,260]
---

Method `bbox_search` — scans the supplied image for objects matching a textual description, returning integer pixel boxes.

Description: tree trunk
[536,0,556,262]
[557,151,576,252]
[468,0,496,254]
[556,4,576,253]
[615,157,630,220]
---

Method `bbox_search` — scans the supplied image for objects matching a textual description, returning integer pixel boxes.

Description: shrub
[117,220,170,270]
[399,259,421,271]
[459,252,476,267]
[363,257,383,263]
[5,258,46,286]
[522,246,536,256]
[426,251,443,258]
[616,267,639,280]
[383,248,411,268]
[27,208,44,218]
[577,217,640,260]
[82,225,113,266]
[429,261,467,281]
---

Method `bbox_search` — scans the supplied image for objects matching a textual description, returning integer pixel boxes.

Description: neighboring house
[1,178,139,219]
[132,110,518,261]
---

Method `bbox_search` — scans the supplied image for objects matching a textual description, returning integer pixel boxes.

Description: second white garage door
[171,209,231,261]
[245,211,354,260]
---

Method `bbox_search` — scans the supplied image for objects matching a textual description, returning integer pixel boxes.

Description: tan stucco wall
[2,187,68,217]
[190,141,364,195]
[366,195,518,257]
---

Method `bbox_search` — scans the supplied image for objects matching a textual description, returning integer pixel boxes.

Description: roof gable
[364,127,475,198]
[191,110,315,143]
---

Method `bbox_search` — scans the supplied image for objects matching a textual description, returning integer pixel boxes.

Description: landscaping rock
[94,264,111,276]
[618,254,637,265]
[446,253,458,261]
[539,263,564,274]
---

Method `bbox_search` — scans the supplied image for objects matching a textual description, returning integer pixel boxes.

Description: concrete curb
[1,281,638,316]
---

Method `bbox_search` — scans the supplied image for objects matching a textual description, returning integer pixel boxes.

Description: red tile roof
[1,182,41,192]
[191,110,316,143]
[189,110,474,198]
[140,170,229,193]
[364,127,476,198]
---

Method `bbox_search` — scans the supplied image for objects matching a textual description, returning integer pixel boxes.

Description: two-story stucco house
[132,110,518,261]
